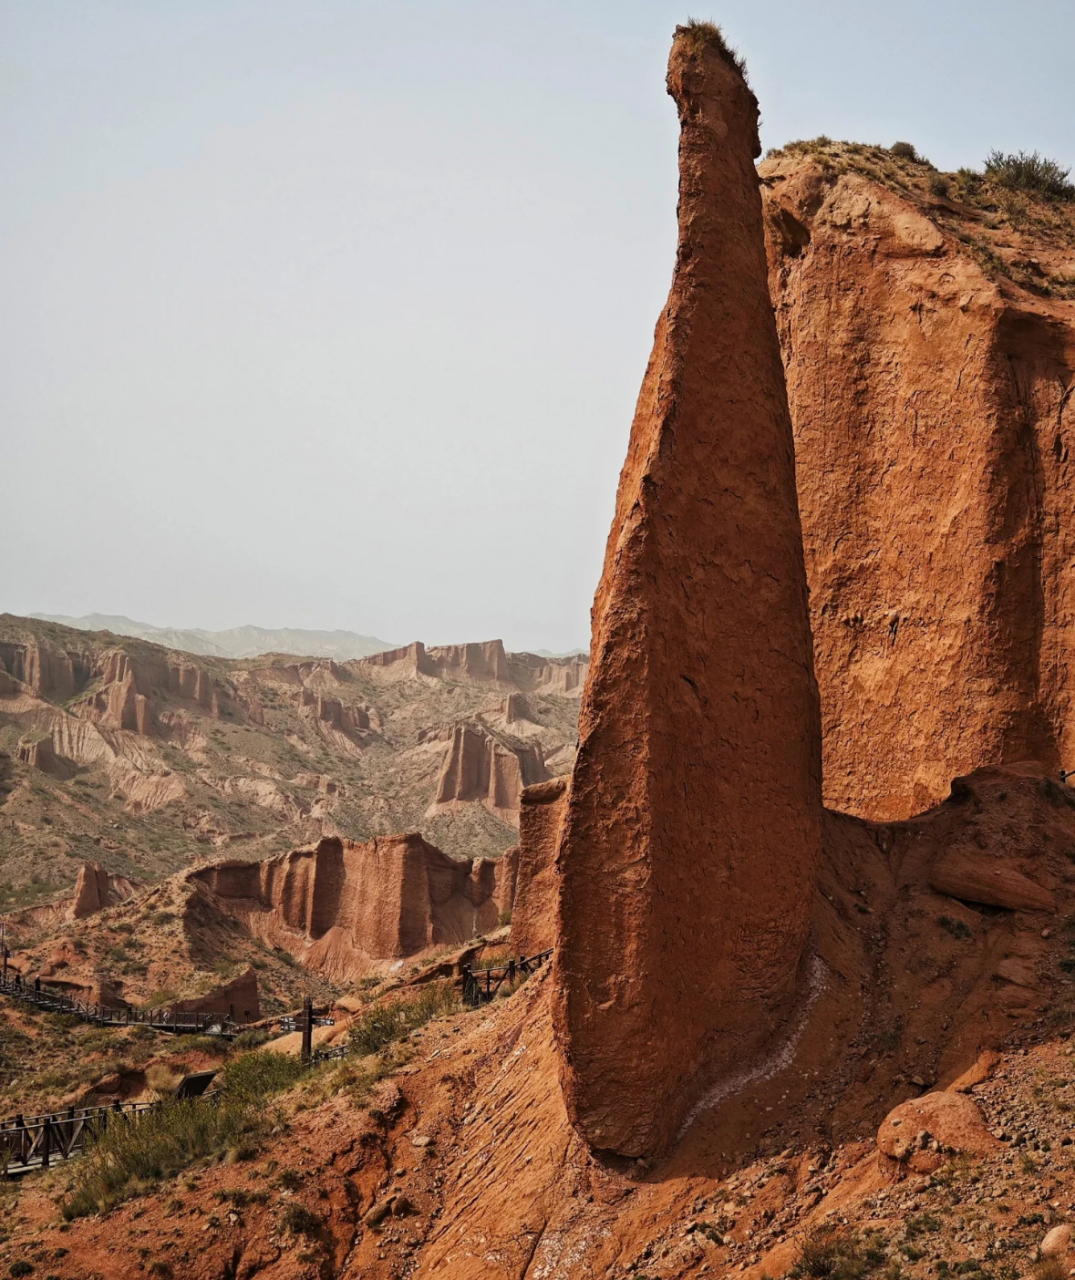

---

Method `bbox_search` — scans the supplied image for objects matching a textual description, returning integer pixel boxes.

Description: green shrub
[349,985,459,1057]
[985,150,1074,200]
[61,1051,306,1219]
[938,915,973,941]
[231,1028,270,1051]
[891,141,922,162]
[929,176,950,198]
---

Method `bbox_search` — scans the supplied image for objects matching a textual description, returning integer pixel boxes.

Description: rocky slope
[0,615,584,898]
[762,140,1075,822]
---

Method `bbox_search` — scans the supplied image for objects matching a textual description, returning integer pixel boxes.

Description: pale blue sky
[3,1,1072,652]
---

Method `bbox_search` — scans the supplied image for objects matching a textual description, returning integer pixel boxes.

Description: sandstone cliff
[188,834,511,983]
[762,142,1075,820]
[508,776,568,956]
[555,24,823,1158]
[426,722,549,825]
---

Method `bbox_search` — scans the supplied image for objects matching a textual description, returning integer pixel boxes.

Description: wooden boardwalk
[0,972,238,1037]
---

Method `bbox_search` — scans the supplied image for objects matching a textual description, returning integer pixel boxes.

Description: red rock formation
[554,25,823,1158]
[762,151,1075,820]
[358,639,589,698]
[509,777,568,956]
[428,722,548,825]
[69,861,139,920]
[189,834,508,982]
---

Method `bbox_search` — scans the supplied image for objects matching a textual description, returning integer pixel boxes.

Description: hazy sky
[3,1,1073,653]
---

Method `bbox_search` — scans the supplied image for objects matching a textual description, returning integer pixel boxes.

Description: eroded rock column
[553,24,823,1158]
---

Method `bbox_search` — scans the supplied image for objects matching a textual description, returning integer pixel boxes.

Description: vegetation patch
[985,150,1074,201]
[792,1226,888,1280]
[60,1050,306,1219]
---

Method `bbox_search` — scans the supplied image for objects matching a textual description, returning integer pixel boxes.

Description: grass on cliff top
[764,136,1075,299]
[674,19,748,81]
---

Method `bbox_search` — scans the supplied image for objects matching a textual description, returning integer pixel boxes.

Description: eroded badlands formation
[0,617,584,893]
[8,24,1075,1280]
[555,23,822,1158]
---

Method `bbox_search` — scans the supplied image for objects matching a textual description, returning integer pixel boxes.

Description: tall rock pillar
[554,24,823,1158]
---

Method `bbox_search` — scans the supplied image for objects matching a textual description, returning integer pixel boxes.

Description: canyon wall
[762,153,1075,819]
[189,834,512,982]
[554,25,823,1159]
[427,722,549,824]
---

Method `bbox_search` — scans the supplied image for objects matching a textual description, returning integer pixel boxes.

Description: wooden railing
[0,972,237,1037]
[0,1093,219,1177]
[461,950,553,1007]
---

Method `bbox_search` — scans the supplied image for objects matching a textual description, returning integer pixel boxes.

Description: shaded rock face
[189,835,512,983]
[509,777,568,956]
[172,966,260,1025]
[428,722,549,825]
[554,30,823,1159]
[762,154,1075,820]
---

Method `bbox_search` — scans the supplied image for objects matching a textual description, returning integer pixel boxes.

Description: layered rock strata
[554,25,823,1158]
[762,151,1075,819]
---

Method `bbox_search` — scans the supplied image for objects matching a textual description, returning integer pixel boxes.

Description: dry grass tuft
[674,19,748,81]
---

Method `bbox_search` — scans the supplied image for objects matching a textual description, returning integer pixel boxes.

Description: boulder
[1042,1225,1073,1258]
[877,1091,998,1172]
[930,850,1055,912]
[554,25,823,1158]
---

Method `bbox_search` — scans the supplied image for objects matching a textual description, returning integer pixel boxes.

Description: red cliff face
[189,834,512,983]
[509,777,568,956]
[554,25,823,1159]
[428,722,549,825]
[762,149,1075,819]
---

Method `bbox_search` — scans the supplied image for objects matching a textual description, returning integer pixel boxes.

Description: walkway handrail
[0,972,238,1038]
[461,949,553,1008]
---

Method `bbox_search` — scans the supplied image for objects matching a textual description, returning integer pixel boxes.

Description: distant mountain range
[31,613,396,661]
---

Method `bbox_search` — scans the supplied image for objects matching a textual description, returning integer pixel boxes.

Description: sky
[2,1,1073,654]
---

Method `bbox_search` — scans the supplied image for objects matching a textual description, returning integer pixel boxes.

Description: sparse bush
[929,176,950,198]
[938,915,973,941]
[279,1201,320,1237]
[349,984,459,1058]
[674,19,748,80]
[232,1028,270,1051]
[793,1226,887,1280]
[891,141,921,162]
[985,150,1074,200]
[1032,1258,1068,1280]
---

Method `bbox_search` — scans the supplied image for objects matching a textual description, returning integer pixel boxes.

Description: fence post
[41,1119,50,1170]
[301,996,313,1063]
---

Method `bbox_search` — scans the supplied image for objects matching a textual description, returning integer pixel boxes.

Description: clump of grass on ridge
[674,19,748,80]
